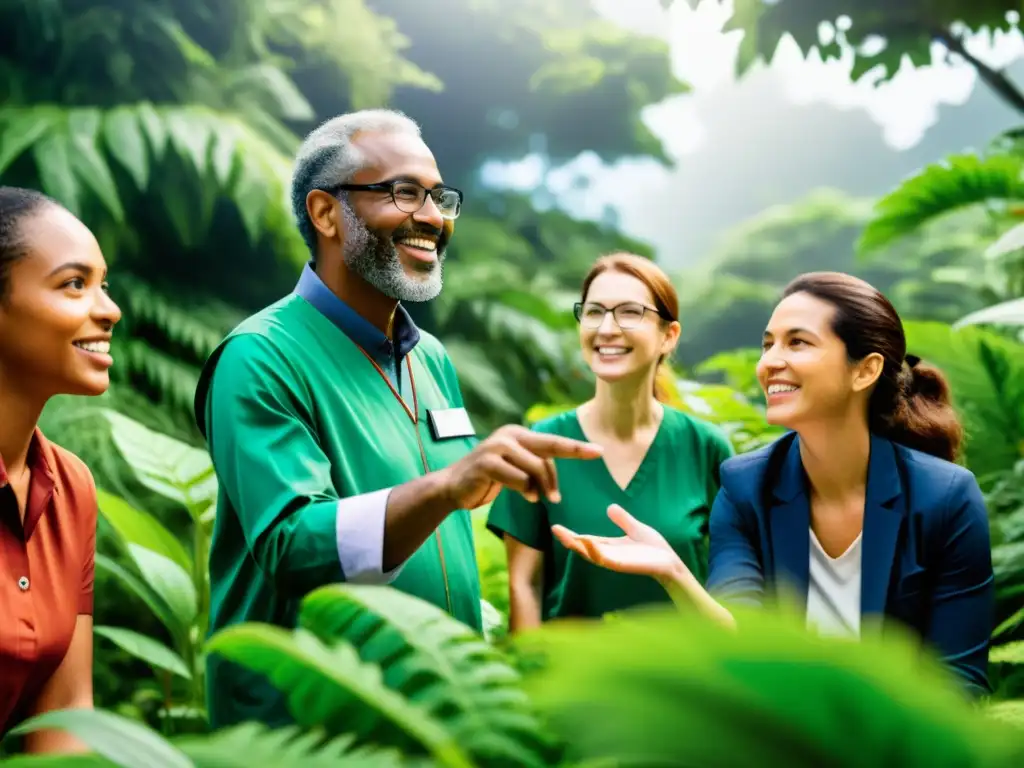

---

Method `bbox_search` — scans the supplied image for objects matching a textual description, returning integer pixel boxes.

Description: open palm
[551,504,684,581]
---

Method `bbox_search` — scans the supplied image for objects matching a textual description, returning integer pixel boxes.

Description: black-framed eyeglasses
[573,301,672,330]
[327,180,463,220]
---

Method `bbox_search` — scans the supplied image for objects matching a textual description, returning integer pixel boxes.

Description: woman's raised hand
[551,503,687,582]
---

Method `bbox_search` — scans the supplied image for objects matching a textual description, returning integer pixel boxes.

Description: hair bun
[905,361,946,400]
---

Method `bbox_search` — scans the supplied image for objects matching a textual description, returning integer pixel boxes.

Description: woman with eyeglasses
[552,272,994,698]
[487,252,734,631]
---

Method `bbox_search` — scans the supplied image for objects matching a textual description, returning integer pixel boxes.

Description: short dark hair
[0,186,59,300]
[782,271,963,462]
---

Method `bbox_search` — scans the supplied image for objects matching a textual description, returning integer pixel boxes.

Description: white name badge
[427,407,476,440]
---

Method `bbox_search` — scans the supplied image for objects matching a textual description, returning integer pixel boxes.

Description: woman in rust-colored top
[0,186,122,753]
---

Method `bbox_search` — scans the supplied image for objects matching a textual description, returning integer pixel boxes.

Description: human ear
[659,319,681,357]
[306,190,339,240]
[851,352,884,393]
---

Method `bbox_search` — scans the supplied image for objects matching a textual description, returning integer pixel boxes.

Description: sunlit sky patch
[479,0,1024,260]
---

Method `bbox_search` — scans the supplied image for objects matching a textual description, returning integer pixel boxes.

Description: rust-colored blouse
[0,428,97,735]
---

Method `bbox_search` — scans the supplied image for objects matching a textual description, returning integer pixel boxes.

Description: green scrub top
[194,294,482,730]
[487,407,733,620]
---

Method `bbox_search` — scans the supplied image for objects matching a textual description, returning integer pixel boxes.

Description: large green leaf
[96,488,192,573]
[299,585,554,767]
[0,756,111,767]
[858,154,1024,254]
[0,105,60,175]
[127,544,198,634]
[957,299,1024,329]
[516,607,1024,767]
[902,321,1024,476]
[0,102,299,254]
[102,105,149,189]
[95,552,182,640]
[174,723,415,767]
[205,624,472,768]
[94,625,192,680]
[103,409,217,517]
[7,709,193,768]
[67,107,125,222]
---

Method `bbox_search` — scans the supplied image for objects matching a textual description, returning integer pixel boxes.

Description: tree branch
[930,26,1024,116]
[857,19,1024,115]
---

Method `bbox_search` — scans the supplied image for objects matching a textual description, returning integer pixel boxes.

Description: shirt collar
[293,262,420,361]
[0,428,55,489]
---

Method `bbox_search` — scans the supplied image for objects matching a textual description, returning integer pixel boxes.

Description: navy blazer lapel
[768,436,811,608]
[860,435,904,619]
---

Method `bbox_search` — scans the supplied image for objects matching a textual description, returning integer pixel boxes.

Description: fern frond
[859,154,1024,254]
[299,585,559,767]
[118,338,201,413]
[176,722,422,767]
[114,277,234,363]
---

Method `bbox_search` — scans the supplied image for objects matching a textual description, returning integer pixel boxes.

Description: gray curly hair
[289,109,422,252]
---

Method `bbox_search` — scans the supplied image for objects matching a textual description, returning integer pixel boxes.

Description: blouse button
[17,576,29,591]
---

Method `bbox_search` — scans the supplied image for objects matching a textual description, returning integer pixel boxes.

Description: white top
[806,528,863,639]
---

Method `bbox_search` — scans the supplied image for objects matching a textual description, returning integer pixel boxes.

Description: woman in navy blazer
[553,271,994,697]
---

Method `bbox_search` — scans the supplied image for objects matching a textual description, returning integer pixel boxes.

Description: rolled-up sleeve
[206,335,404,595]
[335,488,404,583]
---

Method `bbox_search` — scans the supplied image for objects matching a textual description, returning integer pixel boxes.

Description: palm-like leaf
[4,710,423,767]
[902,321,1024,477]
[176,722,421,767]
[7,709,193,768]
[0,103,303,256]
[207,585,556,766]
[858,154,1024,254]
[205,625,472,767]
[299,585,555,766]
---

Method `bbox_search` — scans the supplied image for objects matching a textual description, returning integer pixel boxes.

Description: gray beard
[340,200,444,302]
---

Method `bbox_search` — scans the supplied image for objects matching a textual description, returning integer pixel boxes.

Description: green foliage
[691,0,1021,85]
[672,188,996,366]
[371,0,685,179]
[472,507,510,627]
[4,711,416,767]
[91,409,219,724]
[206,584,555,767]
[902,321,1024,477]
[17,586,1024,768]
[517,606,1024,767]
[6,709,192,768]
[859,154,1024,254]
[1,0,683,448]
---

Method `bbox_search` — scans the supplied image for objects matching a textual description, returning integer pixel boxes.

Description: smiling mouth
[766,383,799,395]
[73,340,111,355]
[596,346,631,357]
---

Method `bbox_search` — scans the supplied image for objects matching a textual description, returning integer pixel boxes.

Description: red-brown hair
[580,252,679,402]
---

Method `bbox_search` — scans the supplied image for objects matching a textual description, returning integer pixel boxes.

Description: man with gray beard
[192,109,601,729]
